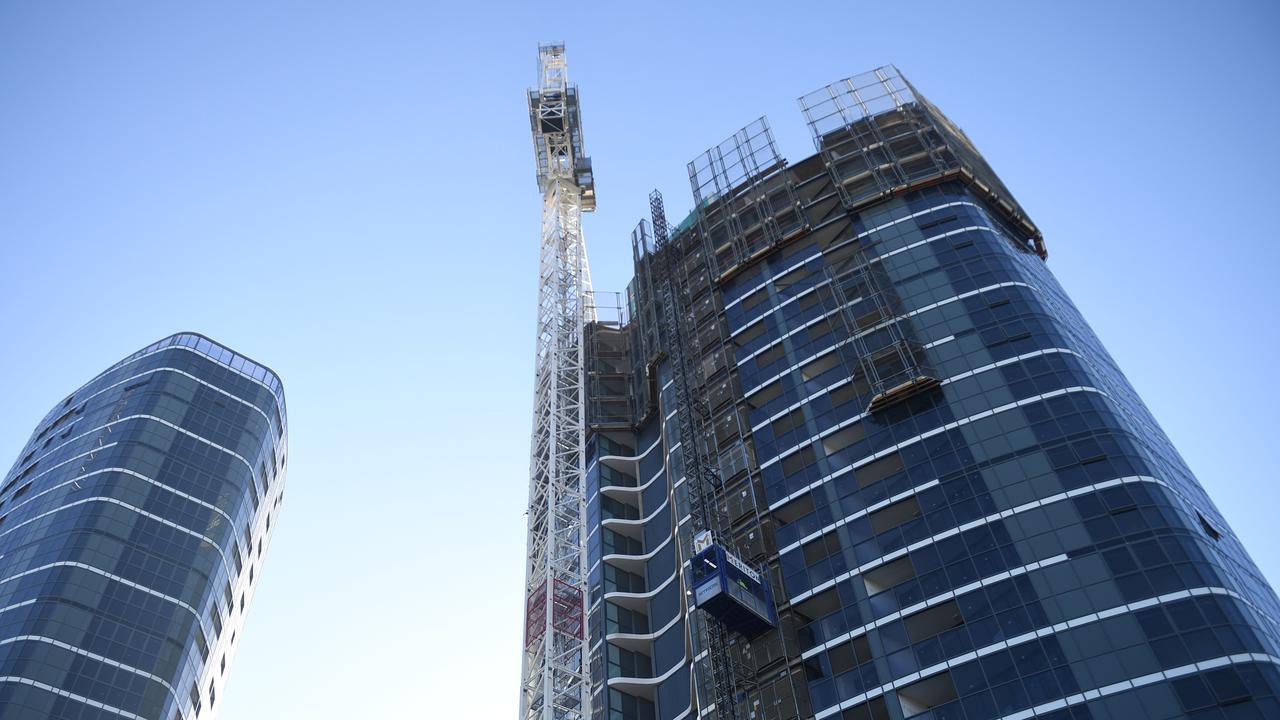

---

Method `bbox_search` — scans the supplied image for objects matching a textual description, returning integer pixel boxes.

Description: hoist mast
[520,43,595,720]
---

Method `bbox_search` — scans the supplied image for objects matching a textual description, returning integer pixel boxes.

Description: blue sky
[1,1,1277,717]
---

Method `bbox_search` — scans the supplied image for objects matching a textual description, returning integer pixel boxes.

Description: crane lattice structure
[521,43,596,720]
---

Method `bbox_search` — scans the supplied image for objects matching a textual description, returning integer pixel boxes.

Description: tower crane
[520,43,596,720]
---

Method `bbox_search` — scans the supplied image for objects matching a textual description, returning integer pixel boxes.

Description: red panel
[525,580,548,647]
[551,578,584,639]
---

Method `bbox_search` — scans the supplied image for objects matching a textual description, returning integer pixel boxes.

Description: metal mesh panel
[687,118,807,281]
[689,118,783,205]
[799,65,1045,258]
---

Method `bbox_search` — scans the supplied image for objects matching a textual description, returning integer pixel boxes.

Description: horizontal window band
[731,222,1001,337]
[0,635,180,711]
[789,473,1155,606]
[768,385,1108,516]
[723,200,986,312]
[813,584,1274,719]
[0,675,147,719]
[758,347,1085,470]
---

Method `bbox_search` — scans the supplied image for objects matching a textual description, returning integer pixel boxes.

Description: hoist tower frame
[521,43,596,720]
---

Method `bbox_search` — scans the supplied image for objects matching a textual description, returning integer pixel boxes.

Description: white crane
[520,43,595,720]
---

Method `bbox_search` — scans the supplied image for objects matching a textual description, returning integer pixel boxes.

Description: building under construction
[523,49,1280,720]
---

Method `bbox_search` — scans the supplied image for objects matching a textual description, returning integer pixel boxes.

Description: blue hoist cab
[688,531,779,639]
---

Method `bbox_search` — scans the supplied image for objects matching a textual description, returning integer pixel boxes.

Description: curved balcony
[602,534,671,577]
[600,465,662,499]
[605,612,682,653]
[601,493,641,522]
[602,517,644,543]
[602,497,668,542]
[594,435,663,475]
[604,571,677,613]
[591,431,635,458]
[598,463,639,492]
[607,656,688,700]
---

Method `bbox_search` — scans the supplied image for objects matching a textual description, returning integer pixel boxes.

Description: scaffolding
[820,248,941,414]
[798,66,1046,258]
[584,292,633,431]
[521,43,595,720]
[687,118,808,283]
[637,186,806,720]
[638,198,752,720]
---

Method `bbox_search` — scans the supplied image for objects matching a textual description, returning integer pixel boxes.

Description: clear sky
[1,1,1277,717]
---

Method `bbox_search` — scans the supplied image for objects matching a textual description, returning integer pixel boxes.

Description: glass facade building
[582,68,1280,720]
[0,333,287,719]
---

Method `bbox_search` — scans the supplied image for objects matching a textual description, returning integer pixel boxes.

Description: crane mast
[521,43,595,720]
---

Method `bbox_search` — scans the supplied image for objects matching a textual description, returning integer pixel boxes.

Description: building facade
[0,333,287,719]
[582,68,1280,720]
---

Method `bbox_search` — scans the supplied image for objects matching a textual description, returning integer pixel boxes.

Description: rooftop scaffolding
[799,66,1046,258]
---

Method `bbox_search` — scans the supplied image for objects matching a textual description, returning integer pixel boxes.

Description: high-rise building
[0,332,287,720]
[579,67,1280,720]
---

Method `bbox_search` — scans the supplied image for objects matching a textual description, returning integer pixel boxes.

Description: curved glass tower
[581,67,1280,720]
[0,332,287,720]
